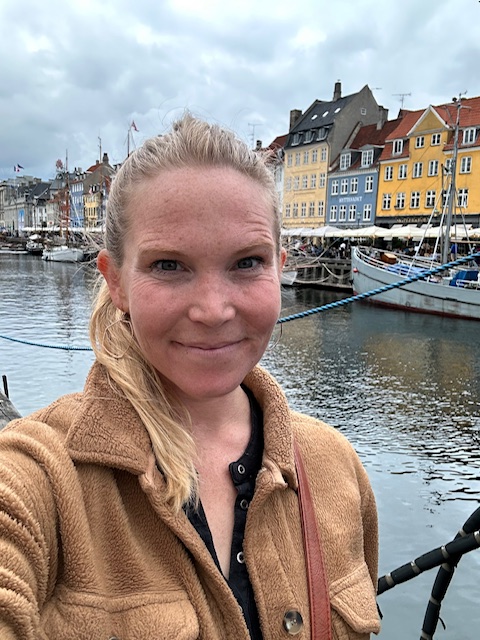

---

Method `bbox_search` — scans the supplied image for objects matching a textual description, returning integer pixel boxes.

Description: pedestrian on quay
[0,115,380,639]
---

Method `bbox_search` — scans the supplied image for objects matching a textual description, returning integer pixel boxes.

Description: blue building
[326,117,401,228]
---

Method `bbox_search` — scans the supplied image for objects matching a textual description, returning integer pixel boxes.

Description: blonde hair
[90,114,280,512]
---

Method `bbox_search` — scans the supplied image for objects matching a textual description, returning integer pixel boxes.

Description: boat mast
[441,97,462,264]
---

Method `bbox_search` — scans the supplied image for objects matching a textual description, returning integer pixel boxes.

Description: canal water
[1,252,479,639]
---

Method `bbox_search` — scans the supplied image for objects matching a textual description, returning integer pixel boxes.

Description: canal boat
[42,244,85,262]
[351,246,480,320]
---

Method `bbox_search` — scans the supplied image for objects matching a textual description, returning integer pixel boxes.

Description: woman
[0,115,380,639]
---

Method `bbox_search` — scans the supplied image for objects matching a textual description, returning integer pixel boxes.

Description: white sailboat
[351,96,480,320]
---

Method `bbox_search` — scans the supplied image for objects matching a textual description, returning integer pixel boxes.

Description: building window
[292,133,301,145]
[293,203,298,217]
[428,160,439,176]
[384,166,393,181]
[309,201,315,217]
[415,136,425,148]
[285,204,291,218]
[365,175,374,192]
[286,177,292,191]
[340,179,348,194]
[301,202,307,217]
[287,154,293,167]
[321,147,327,162]
[295,152,301,166]
[431,133,441,146]
[395,192,405,209]
[310,174,317,188]
[318,128,327,141]
[425,190,436,208]
[382,193,391,209]
[304,131,314,143]
[398,164,407,179]
[302,175,308,189]
[362,203,372,221]
[312,149,318,163]
[331,180,339,195]
[339,205,347,221]
[319,173,326,188]
[413,162,423,178]
[330,205,337,221]
[457,188,469,207]
[444,158,452,174]
[393,139,403,155]
[318,200,324,217]
[460,156,472,173]
[303,151,309,164]
[463,128,476,145]
[348,204,357,221]
[350,177,358,194]
[294,176,299,190]
[340,153,351,170]
[361,149,373,167]
[410,191,420,208]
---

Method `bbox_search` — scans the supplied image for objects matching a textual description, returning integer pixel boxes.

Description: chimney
[333,80,342,101]
[289,109,302,130]
[376,107,389,130]
[255,140,262,151]
[102,152,109,164]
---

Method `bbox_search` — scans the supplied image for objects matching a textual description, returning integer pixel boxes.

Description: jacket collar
[65,362,297,487]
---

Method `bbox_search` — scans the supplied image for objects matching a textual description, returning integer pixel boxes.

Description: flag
[14,164,24,172]
[131,120,138,132]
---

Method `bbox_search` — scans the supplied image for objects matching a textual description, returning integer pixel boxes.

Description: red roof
[349,117,403,149]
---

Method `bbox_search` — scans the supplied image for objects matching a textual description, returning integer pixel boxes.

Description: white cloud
[0,0,479,179]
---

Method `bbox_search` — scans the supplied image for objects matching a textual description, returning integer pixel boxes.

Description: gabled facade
[282,82,387,228]
[83,153,115,228]
[376,96,480,226]
[326,117,400,228]
[260,134,287,217]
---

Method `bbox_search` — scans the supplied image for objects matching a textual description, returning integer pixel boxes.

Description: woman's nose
[187,275,236,326]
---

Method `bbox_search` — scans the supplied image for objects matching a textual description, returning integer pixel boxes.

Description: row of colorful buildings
[0,154,116,234]
[269,82,480,231]
[2,82,479,235]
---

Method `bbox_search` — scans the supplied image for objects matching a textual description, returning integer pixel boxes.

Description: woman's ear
[97,249,129,313]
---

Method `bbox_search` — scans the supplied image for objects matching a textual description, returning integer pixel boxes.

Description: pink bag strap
[293,440,332,640]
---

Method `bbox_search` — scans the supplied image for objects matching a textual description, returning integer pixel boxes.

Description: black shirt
[186,386,264,639]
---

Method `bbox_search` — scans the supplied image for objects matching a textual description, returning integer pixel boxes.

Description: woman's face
[99,166,285,405]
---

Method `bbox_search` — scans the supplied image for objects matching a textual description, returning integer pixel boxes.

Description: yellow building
[376,97,480,227]
[282,82,387,229]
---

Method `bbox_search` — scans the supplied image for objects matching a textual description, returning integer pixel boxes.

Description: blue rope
[1,252,479,350]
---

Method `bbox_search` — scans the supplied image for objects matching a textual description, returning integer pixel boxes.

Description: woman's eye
[237,257,262,270]
[153,260,180,271]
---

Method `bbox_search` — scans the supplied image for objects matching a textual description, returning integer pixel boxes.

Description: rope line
[0,252,479,351]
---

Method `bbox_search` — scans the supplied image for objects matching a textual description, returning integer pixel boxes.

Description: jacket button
[283,610,304,635]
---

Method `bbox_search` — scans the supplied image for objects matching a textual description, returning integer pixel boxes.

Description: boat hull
[42,247,84,263]
[351,247,480,320]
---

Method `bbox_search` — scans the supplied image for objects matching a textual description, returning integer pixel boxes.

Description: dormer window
[317,127,327,140]
[340,153,351,170]
[304,130,314,143]
[463,128,476,145]
[361,149,373,167]
[292,133,301,145]
[392,139,403,155]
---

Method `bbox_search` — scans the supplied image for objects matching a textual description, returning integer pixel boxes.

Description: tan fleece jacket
[0,362,380,639]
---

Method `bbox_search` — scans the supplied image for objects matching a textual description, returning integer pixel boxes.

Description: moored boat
[351,246,480,320]
[42,245,85,262]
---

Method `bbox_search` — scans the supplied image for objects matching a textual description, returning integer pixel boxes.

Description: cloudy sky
[1,0,479,181]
